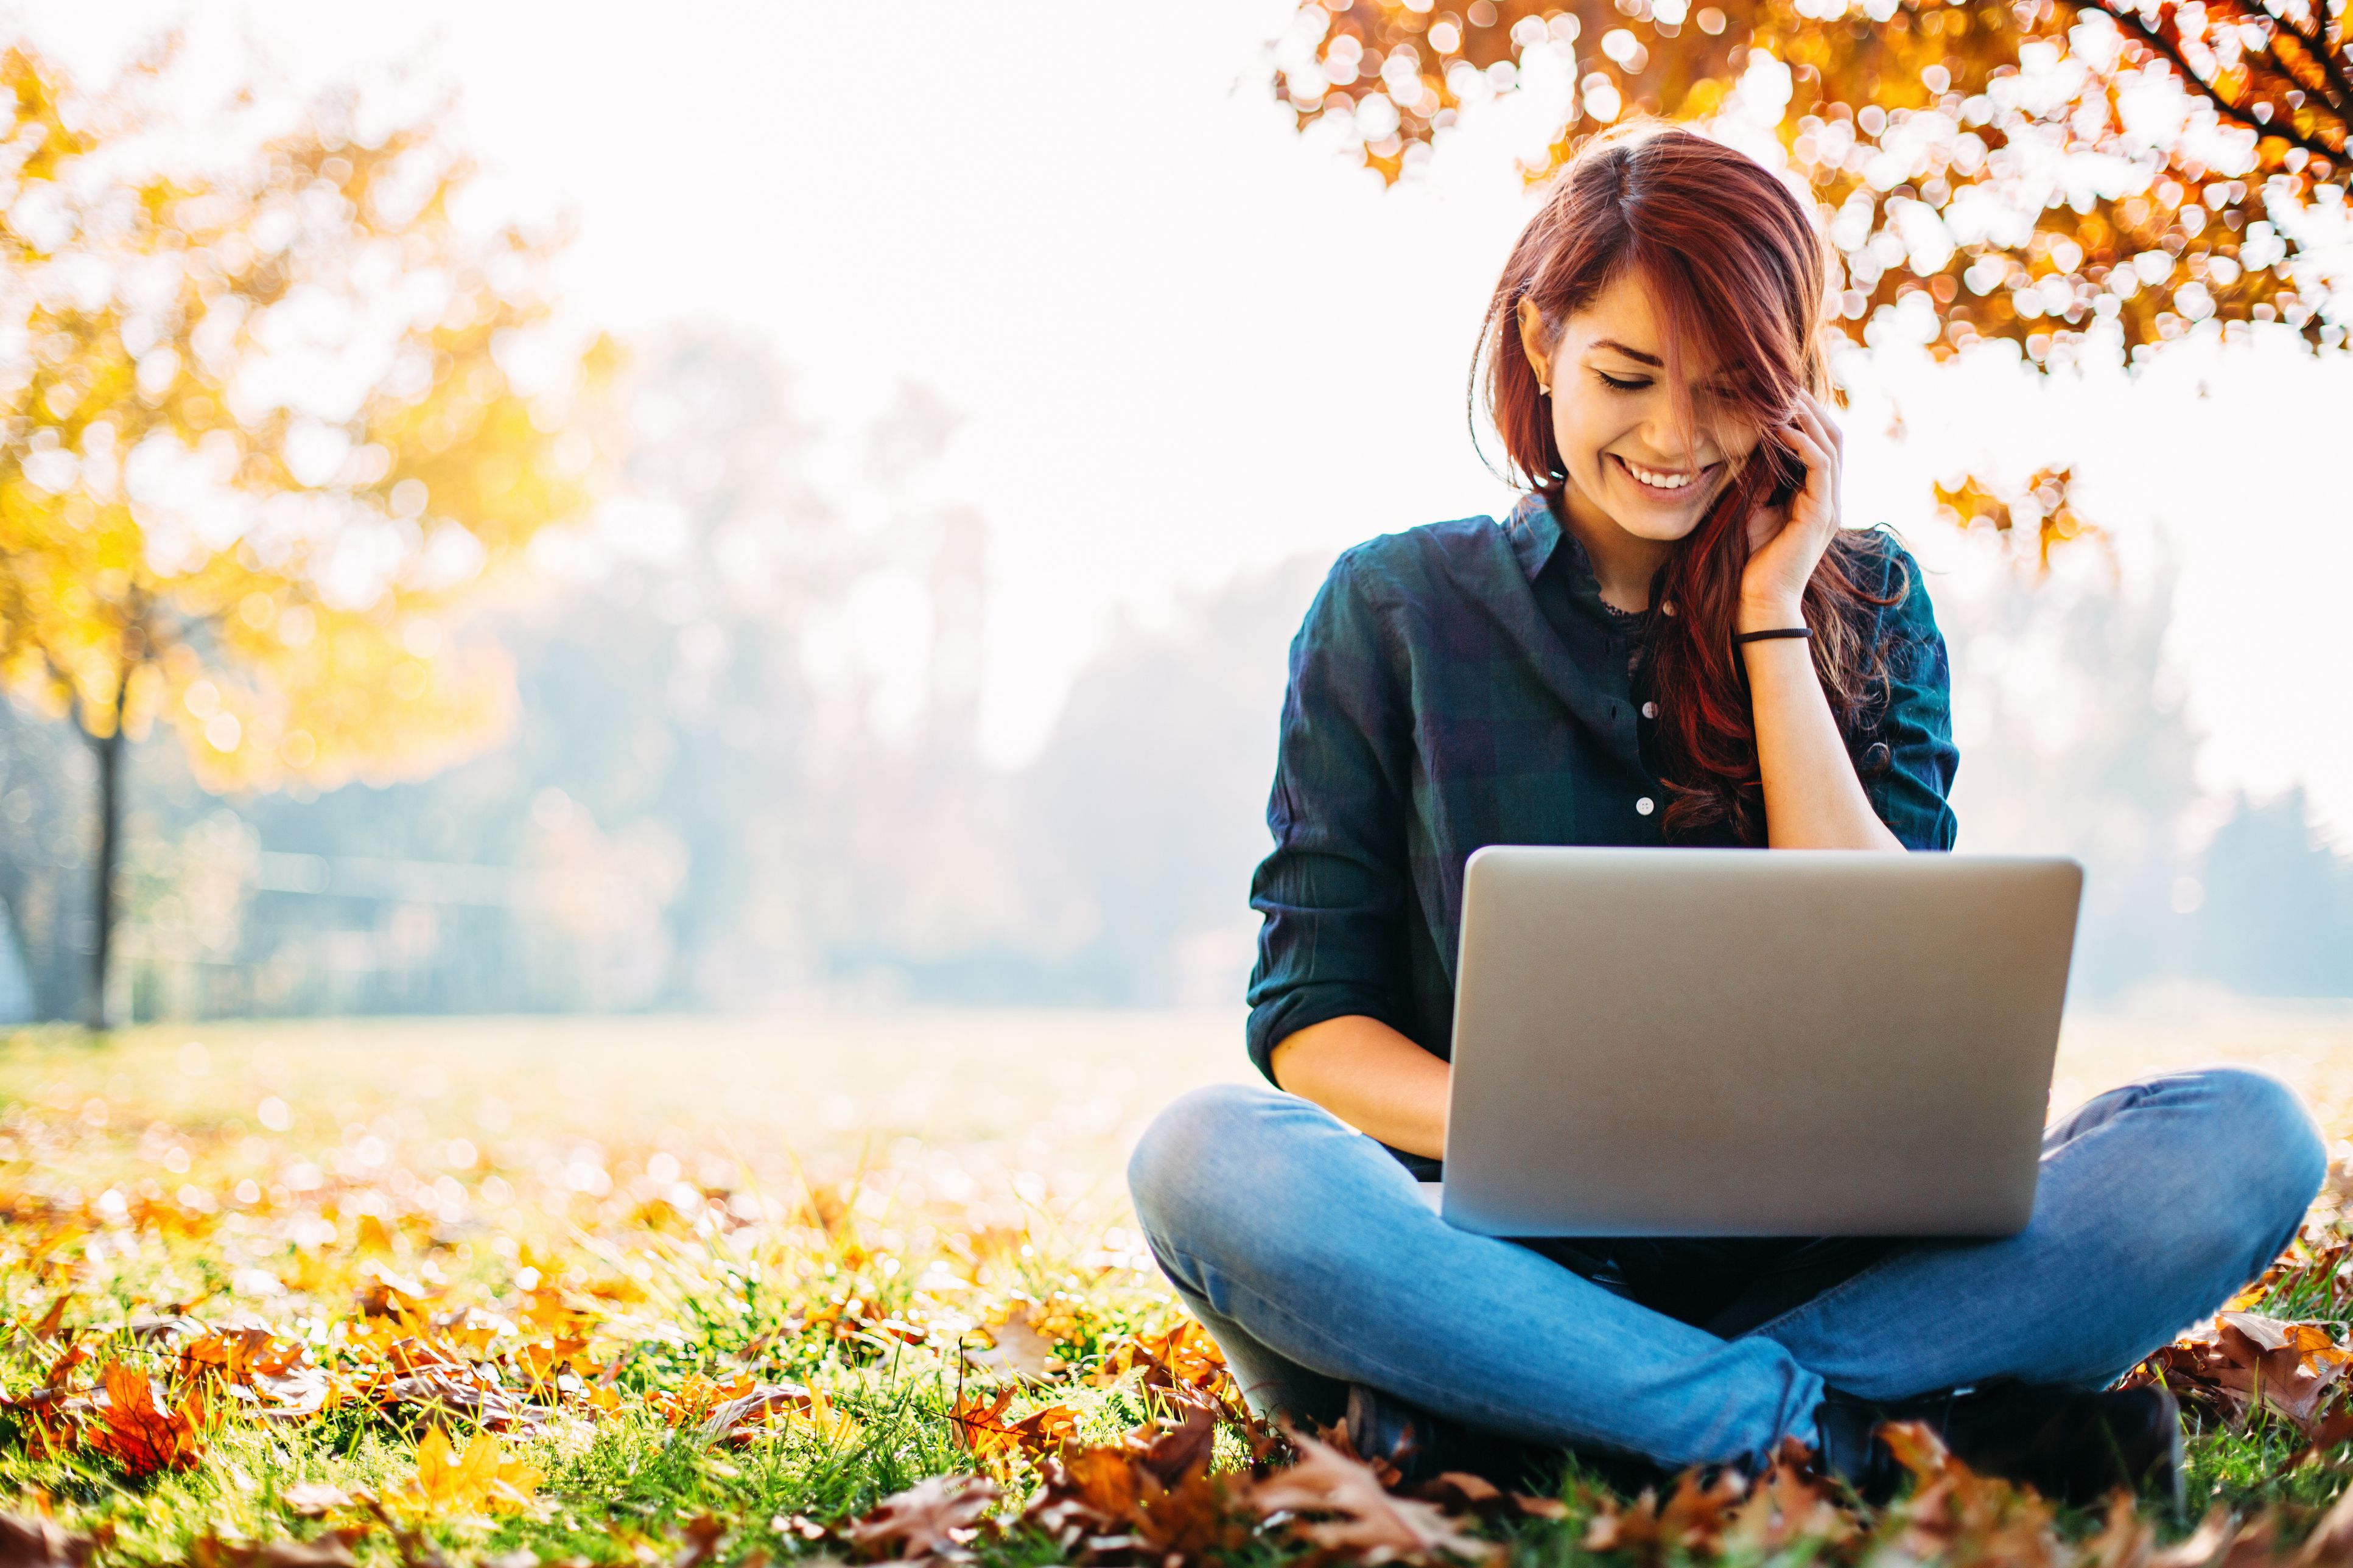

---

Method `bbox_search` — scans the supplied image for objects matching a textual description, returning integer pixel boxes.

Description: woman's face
[1517,273,1763,545]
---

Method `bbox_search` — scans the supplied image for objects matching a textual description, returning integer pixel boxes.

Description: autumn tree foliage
[0,45,610,1024]
[1271,0,2348,368]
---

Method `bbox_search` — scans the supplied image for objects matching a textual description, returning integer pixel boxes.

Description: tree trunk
[82,694,126,1032]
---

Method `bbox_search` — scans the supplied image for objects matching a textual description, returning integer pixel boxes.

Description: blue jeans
[1126,1068,2325,1472]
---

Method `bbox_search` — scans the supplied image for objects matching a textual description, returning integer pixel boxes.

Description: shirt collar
[1506,489,1610,589]
[1506,489,1621,613]
[1503,491,1562,583]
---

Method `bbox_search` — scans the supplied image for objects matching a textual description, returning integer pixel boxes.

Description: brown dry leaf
[1134,1399,1218,1489]
[1037,1443,1146,1525]
[1720,1444,1852,1553]
[2291,1480,2353,1568]
[1020,1403,1247,1559]
[278,1482,354,1519]
[0,1513,95,1568]
[1249,1429,1498,1564]
[42,1343,89,1391]
[178,1327,289,1380]
[696,1382,811,1444]
[1412,1472,1570,1524]
[966,1318,1057,1381]
[2078,1492,2156,1568]
[2137,1312,2353,1438]
[947,1387,1019,1461]
[840,1473,1000,1564]
[352,1267,432,1320]
[242,1364,332,1421]
[189,1535,363,1568]
[1878,1419,2066,1567]
[377,1360,547,1437]
[658,1371,757,1428]
[1131,1469,1254,1562]
[2295,1407,2353,1470]
[1582,1469,1750,1560]
[664,1514,728,1568]
[180,1328,330,1421]
[29,1295,72,1343]
[1090,1320,1243,1412]
[1010,1402,1080,1457]
[2148,1508,2241,1568]
[87,1360,205,1477]
[516,1337,595,1391]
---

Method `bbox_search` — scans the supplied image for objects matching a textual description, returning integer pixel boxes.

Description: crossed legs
[1126,1069,2325,1472]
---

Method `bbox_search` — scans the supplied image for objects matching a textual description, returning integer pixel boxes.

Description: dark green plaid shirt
[1243,492,1958,1088]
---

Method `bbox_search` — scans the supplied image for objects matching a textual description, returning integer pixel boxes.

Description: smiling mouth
[1611,452,1714,496]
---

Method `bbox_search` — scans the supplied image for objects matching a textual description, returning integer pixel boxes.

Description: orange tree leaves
[0,40,613,839]
[1270,0,2348,369]
[1933,464,2102,569]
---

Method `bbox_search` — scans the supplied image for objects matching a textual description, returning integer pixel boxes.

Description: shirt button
[1636,797,1655,816]
[1641,701,1657,719]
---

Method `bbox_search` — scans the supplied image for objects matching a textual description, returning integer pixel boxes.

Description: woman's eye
[1595,371,1652,392]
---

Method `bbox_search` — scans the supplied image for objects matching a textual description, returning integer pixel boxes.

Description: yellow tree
[0,46,611,1025]
[1271,0,2347,373]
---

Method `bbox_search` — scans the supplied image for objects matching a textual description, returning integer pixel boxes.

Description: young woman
[1126,124,2325,1502]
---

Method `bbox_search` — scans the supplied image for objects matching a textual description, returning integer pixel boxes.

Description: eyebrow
[1587,338,1664,366]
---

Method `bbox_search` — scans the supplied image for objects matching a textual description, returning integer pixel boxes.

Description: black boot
[1342,1382,1563,1492]
[1811,1379,2183,1508]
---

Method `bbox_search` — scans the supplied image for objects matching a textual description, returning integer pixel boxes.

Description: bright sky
[20,0,2353,842]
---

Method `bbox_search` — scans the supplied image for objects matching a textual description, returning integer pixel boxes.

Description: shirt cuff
[1244,981,1417,1087]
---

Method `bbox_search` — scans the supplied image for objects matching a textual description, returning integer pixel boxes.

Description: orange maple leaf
[88,1360,205,1476]
[398,1425,542,1517]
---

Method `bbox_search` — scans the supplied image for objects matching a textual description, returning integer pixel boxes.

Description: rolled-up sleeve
[1243,551,1417,1083]
[1863,541,1960,852]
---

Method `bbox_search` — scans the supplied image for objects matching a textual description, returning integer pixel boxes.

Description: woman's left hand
[1738,389,1844,632]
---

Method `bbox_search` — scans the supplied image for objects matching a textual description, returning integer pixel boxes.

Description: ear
[1515,298,1554,390]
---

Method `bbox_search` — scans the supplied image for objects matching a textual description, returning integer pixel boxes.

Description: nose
[1633,408,1703,472]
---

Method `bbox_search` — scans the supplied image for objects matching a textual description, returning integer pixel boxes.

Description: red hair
[1476,121,1899,844]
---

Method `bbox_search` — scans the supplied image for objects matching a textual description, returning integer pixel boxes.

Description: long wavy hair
[1476,121,1900,844]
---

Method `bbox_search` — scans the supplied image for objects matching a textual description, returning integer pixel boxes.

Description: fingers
[1775,421,1838,534]
[1785,399,1839,466]
[1792,388,1845,451]
[1778,421,1831,480]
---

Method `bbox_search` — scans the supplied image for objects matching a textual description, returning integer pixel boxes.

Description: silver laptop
[1431,847,2081,1237]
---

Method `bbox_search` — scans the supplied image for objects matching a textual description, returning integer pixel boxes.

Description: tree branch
[2288,0,2353,120]
[2249,0,2353,116]
[2081,0,2349,159]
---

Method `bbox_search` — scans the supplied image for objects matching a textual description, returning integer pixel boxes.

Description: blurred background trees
[0,45,605,1023]
[0,24,2345,1026]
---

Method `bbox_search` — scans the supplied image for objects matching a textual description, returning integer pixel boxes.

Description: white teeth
[1620,457,1697,491]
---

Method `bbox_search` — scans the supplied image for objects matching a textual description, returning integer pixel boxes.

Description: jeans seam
[1153,1236,1778,1468]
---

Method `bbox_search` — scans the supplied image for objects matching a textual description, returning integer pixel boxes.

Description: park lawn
[2,1012,2352,1567]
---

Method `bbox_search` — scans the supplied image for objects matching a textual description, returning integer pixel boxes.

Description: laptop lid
[1440,847,2081,1237]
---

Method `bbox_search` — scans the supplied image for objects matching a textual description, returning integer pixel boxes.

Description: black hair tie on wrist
[1733,627,1813,645]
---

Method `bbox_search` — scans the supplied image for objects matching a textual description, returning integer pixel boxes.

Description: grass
[1,1008,2351,1565]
